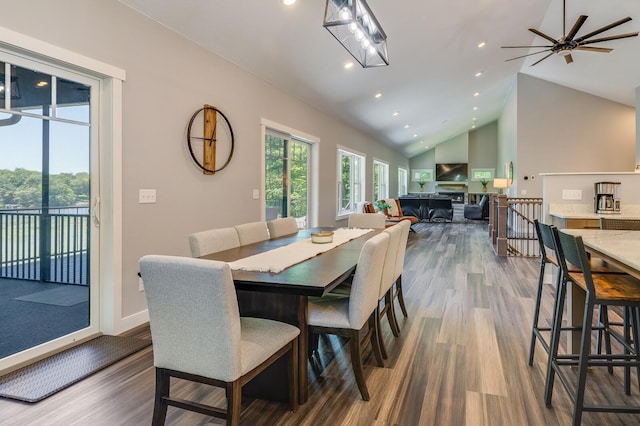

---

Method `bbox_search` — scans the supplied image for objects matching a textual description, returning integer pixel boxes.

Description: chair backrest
[380,223,403,297]
[188,227,240,257]
[348,213,386,229]
[600,217,640,230]
[139,255,242,382]
[362,202,376,214]
[383,199,402,217]
[534,220,557,265]
[393,220,411,281]
[348,232,390,329]
[234,221,270,245]
[267,217,299,238]
[555,230,595,295]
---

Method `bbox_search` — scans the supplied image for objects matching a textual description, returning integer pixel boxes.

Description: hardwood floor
[2,220,640,425]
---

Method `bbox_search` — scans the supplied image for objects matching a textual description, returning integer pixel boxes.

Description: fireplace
[438,191,465,204]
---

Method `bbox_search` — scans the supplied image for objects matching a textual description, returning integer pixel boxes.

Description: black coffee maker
[594,182,621,214]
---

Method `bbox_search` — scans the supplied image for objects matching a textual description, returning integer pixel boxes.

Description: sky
[0,106,90,174]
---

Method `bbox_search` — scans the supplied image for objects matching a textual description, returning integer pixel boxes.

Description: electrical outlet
[138,276,144,292]
[139,189,157,204]
[252,189,259,200]
[562,189,582,200]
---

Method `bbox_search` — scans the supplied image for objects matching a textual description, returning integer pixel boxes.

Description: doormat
[13,285,89,306]
[0,335,151,403]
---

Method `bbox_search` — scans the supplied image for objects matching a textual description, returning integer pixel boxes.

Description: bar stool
[528,221,624,366]
[544,229,640,426]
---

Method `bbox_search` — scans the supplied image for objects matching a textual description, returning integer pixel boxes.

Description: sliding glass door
[0,54,100,361]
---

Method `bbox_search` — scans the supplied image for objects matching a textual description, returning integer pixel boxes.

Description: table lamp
[493,178,508,194]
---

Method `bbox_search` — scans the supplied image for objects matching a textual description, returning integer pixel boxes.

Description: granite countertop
[549,204,640,220]
[561,229,640,275]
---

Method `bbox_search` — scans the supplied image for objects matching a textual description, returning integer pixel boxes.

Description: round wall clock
[186,104,235,174]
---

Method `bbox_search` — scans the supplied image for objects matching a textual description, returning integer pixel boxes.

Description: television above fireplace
[435,163,468,182]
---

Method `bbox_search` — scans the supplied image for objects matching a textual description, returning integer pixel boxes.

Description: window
[411,168,433,182]
[398,167,408,196]
[373,159,389,201]
[337,148,365,216]
[264,124,315,229]
[471,168,495,181]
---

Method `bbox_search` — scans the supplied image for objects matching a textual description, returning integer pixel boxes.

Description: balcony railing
[0,207,89,285]
[489,195,542,257]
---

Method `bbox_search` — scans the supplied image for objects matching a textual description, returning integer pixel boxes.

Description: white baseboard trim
[112,310,149,335]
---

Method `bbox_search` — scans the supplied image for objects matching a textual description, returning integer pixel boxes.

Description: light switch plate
[139,189,157,204]
[562,189,582,200]
[252,189,260,200]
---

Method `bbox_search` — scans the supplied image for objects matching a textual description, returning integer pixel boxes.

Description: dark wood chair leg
[287,339,299,412]
[152,368,169,426]
[396,276,408,318]
[226,381,242,426]
[349,329,370,401]
[385,290,401,337]
[369,313,384,368]
[376,303,388,360]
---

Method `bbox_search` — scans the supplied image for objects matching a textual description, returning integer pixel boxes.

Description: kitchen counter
[549,204,640,228]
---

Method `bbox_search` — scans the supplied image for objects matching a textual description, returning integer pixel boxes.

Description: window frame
[336,146,366,219]
[411,168,434,182]
[373,159,389,201]
[470,168,495,181]
[398,167,408,196]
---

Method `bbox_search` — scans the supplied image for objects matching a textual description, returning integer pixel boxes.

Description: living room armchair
[463,194,489,220]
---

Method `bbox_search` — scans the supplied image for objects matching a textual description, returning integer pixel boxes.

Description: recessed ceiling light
[413,134,418,138]
[404,124,410,129]
[344,62,354,69]
[420,141,424,144]
[36,81,48,87]
[374,92,382,99]
[478,41,486,48]
[472,125,476,129]
[392,111,399,116]
[473,117,478,121]
[473,106,478,111]
[282,0,296,5]
[474,92,480,97]
[475,71,483,77]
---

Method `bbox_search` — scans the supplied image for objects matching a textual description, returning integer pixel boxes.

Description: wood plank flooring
[2,219,640,425]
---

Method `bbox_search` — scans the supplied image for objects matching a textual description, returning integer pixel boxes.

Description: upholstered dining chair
[234,221,270,245]
[267,217,299,238]
[308,231,389,400]
[391,219,411,318]
[376,221,404,359]
[139,255,300,426]
[348,212,386,230]
[188,227,240,257]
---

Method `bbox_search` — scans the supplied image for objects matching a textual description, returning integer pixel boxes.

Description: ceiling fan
[503,0,639,66]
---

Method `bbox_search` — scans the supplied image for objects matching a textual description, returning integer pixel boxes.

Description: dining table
[560,228,640,353]
[200,227,381,404]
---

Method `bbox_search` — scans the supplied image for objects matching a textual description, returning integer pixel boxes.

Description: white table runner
[228,228,372,273]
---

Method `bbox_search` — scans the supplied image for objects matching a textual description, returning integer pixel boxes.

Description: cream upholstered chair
[348,213,386,230]
[188,227,240,257]
[376,221,405,359]
[234,221,270,245]
[139,255,299,426]
[308,232,389,400]
[391,220,411,318]
[267,217,299,238]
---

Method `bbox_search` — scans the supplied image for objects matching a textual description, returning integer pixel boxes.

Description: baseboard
[111,309,149,335]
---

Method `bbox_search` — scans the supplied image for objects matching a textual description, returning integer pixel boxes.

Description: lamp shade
[493,178,508,189]
[323,0,389,68]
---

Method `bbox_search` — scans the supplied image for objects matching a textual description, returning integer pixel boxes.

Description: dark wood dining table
[200,227,380,404]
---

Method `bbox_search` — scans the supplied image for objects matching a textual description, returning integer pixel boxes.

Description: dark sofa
[398,194,454,222]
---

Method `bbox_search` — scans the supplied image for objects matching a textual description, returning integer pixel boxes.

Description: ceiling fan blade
[564,54,574,64]
[501,45,553,49]
[566,15,588,40]
[574,17,632,43]
[505,49,553,62]
[574,46,613,53]
[580,32,639,45]
[530,52,554,66]
[529,28,559,44]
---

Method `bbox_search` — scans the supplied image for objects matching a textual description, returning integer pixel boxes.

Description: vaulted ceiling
[119,0,640,157]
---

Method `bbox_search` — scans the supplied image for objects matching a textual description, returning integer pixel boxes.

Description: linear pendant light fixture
[323,0,389,68]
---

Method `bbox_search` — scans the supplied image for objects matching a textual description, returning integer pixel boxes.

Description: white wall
[515,74,636,198]
[498,77,518,196]
[0,1,408,322]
